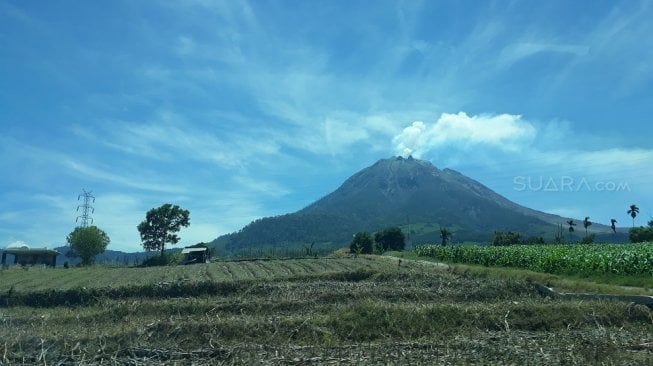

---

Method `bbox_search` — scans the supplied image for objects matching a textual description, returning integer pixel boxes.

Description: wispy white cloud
[527,148,653,185]
[542,1,653,97]
[0,135,186,194]
[0,1,46,30]
[81,1,447,163]
[0,212,20,222]
[0,193,74,249]
[323,118,371,155]
[174,0,258,28]
[175,35,196,56]
[498,42,590,69]
[73,111,284,169]
[232,176,290,198]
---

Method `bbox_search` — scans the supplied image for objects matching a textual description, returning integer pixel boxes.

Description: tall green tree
[374,227,406,252]
[627,204,639,228]
[66,226,110,266]
[350,232,373,255]
[439,227,452,246]
[583,216,592,237]
[137,204,190,257]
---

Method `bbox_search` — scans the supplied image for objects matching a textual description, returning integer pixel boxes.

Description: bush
[522,236,546,245]
[350,232,374,254]
[141,252,183,267]
[374,227,406,252]
[580,234,595,244]
[629,220,653,243]
[491,231,522,246]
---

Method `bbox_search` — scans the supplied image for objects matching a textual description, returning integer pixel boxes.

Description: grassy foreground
[1,256,652,365]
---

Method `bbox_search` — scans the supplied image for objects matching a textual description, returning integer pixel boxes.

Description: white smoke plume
[392,121,427,158]
[393,112,536,157]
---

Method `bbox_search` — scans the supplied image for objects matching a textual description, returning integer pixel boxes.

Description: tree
[610,219,617,234]
[583,216,592,237]
[491,231,522,246]
[374,227,406,252]
[627,204,639,228]
[440,227,452,246]
[566,220,576,242]
[66,226,110,266]
[522,236,545,245]
[629,220,653,243]
[137,204,190,257]
[350,232,373,255]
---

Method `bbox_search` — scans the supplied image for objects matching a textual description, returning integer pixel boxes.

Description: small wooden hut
[181,245,210,265]
[1,246,59,267]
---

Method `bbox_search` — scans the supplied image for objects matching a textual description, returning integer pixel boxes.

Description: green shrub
[629,220,653,243]
[374,227,406,251]
[350,232,373,254]
[580,234,595,244]
[491,231,522,246]
[141,252,183,267]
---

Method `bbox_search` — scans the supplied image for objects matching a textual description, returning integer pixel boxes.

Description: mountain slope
[212,156,620,251]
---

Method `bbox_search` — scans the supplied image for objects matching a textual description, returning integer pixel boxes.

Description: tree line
[349,227,406,255]
[490,204,652,246]
[563,204,652,244]
[67,202,652,266]
[66,203,190,266]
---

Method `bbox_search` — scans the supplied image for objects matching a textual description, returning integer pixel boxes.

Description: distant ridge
[212,156,625,252]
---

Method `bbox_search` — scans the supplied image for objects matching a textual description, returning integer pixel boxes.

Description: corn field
[414,243,653,276]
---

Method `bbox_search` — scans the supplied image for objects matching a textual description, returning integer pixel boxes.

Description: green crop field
[1,256,652,365]
[415,243,653,277]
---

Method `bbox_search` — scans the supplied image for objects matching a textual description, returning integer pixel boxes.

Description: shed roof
[181,247,208,254]
[2,247,60,256]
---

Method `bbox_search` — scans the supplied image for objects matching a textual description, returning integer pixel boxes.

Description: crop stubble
[0,256,651,365]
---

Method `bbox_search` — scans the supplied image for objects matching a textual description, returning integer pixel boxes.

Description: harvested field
[0,256,651,364]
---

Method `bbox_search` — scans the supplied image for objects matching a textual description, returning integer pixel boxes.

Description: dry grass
[1,256,652,365]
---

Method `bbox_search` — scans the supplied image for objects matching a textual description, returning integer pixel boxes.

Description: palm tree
[566,220,576,242]
[583,217,592,237]
[627,204,639,228]
[440,227,452,246]
[610,219,617,234]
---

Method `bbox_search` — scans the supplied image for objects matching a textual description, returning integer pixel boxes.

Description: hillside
[213,156,624,252]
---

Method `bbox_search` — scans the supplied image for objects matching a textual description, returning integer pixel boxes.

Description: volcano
[212,156,614,252]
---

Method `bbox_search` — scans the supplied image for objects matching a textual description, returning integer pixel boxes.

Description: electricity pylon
[76,189,95,227]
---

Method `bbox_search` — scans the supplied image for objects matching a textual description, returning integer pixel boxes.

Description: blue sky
[1,0,652,252]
